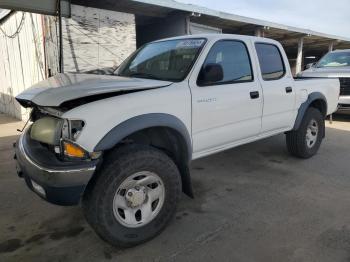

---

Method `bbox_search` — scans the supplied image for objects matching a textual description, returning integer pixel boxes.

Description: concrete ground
[1,113,350,262]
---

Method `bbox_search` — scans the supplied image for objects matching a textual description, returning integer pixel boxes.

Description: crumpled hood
[16,73,172,107]
[299,67,350,78]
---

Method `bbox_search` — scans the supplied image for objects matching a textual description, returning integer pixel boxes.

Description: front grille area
[339,78,350,96]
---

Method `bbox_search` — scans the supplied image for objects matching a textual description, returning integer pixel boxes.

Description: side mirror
[198,63,224,85]
[305,62,315,69]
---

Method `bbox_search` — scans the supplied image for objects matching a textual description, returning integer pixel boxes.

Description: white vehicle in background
[14,34,339,247]
[299,49,350,113]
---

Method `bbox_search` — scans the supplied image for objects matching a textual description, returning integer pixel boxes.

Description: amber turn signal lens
[63,142,86,158]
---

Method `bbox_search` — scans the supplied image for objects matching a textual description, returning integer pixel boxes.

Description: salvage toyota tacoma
[14,34,340,247]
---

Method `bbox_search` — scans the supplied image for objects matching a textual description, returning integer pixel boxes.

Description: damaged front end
[13,73,173,205]
[14,73,172,159]
[13,105,100,206]
[26,106,99,161]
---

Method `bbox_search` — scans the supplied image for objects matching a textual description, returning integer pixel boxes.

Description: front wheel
[286,107,325,158]
[82,144,182,247]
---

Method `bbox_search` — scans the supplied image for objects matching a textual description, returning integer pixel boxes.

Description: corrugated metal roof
[132,0,350,42]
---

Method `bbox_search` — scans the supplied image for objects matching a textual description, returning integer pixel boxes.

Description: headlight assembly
[30,117,63,145]
[30,116,98,160]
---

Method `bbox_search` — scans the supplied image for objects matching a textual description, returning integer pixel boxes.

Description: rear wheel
[82,144,181,247]
[286,107,324,158]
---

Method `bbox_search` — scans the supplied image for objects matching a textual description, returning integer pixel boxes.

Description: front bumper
[14,131,98,206]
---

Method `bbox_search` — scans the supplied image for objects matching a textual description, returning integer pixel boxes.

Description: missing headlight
[69,120,85,141]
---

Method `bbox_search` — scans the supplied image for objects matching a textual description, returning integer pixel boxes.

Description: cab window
[198,40,253,86]
[255,43,286,80]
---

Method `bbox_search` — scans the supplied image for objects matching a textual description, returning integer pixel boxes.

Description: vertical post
[295,37,304,75]
[254,27,264,37]
[328,41,334,52]
[185,16,190,35]
[58,0,64,73]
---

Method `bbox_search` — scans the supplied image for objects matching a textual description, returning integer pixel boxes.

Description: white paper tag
[176,39,205,49]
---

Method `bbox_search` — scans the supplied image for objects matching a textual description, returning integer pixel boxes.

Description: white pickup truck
[14,34,339,247]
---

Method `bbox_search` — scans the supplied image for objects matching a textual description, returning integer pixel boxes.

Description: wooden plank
[0,11,45,120]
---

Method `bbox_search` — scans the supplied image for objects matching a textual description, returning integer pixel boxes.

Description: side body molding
[292,92,328,131]
[94,113,192,160]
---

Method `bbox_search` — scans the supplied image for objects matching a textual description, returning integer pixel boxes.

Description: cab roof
[153,33,280,45]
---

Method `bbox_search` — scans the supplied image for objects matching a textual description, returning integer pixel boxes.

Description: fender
[94,113,192,157]
[94,113,194,197]
[292,92,327,131]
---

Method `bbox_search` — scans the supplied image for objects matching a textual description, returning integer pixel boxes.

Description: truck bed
[294,77,339,115]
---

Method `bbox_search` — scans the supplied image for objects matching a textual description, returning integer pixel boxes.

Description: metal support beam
[295,37,304,75]
[0,0,70,17]
[328,41,334,52]
[58,0,64,73]
[269,33,306,42]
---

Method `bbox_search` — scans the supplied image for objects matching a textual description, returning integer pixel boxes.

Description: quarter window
[255,43,285,80]
[198,40,253,86]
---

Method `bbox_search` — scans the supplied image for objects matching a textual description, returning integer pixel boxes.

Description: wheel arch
[93,113,194,197]
[293,92,328,131]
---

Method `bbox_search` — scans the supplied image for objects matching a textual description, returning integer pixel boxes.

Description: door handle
[250,91,259,99]
[285,86,293,93]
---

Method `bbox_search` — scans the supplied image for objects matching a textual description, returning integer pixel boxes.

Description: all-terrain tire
[82,144,182,247]
[286,107,325,158]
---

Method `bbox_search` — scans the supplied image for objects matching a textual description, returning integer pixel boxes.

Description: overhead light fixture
[305,56,316,59]
[191,12,201,17]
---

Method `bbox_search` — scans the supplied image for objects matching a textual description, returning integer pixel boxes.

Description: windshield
[116,38,206,82]
[316,51,350,68]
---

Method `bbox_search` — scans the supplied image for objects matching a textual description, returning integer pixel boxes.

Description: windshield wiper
[127,72,161,80]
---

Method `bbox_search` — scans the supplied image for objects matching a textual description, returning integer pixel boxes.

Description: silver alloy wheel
[113,171,165,228]
[306,119,319,148]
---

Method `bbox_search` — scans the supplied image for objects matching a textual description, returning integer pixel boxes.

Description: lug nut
[128,192,133,196]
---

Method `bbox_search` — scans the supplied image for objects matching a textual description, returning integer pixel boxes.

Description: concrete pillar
[328,41,334,52]
[254,27,264,37]
[295,37,304,75]
[185,16,190,35]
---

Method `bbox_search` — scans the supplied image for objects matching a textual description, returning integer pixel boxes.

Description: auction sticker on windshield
[176,39,205,49]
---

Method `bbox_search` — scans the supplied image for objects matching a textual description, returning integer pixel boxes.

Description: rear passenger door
[190,39,263,156]
[254,42,296,133]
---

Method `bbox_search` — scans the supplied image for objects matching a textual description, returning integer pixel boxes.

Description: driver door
[189,39,263,157]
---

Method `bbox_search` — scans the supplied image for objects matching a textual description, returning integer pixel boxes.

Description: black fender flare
[94,113,194,197]
[94,113,192,156]
[292,92,327,131]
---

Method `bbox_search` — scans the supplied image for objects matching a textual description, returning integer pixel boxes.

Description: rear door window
[255,43,285,80]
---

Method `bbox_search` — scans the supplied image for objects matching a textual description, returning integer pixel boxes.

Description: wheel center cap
[126,187,146,207]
